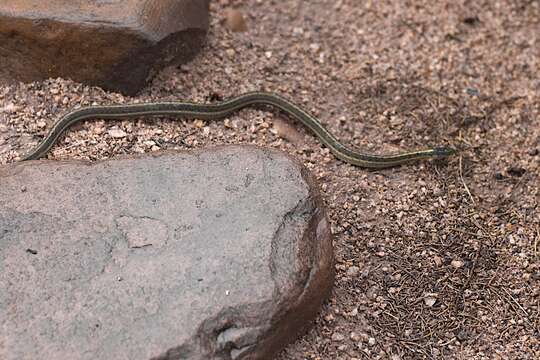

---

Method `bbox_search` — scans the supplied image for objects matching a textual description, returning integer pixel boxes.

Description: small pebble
[193,119,205,128]
[108,129,127,138]
[1,103,20,113]
[224,8,247,32]
[346,266,360,277]
[424,294,437,307]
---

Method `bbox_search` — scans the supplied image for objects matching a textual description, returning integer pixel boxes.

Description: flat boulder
[0,145,334,360]
[0,0,210,95]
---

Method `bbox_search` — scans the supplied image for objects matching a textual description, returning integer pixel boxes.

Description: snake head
[432,147,457,158]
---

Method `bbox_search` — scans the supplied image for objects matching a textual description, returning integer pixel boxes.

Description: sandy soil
[1,0,539,359]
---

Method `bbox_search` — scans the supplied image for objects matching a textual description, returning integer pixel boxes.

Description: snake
[21,91,455,168]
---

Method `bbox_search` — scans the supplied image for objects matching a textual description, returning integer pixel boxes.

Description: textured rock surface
[0,145,334,360]
[0,0,209,95]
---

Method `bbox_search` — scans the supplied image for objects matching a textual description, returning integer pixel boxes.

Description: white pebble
[346,266,360,277]
[108,129,127,138]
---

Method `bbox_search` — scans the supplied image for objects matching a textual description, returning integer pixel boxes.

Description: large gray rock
[0,0,210,95]
[0,146,334,360]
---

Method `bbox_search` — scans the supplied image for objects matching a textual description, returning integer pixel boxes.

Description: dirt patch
[1,0,538,359]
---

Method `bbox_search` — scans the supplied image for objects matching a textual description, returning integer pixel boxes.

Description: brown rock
[224,8,248,32]
[0,145,334,360]
[0,0,210,95]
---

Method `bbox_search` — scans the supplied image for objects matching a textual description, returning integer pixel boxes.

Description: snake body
[22,92,455,168]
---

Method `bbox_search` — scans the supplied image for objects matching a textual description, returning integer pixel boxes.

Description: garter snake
[21,91,455,168]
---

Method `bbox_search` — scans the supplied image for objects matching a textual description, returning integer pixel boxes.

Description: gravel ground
[1,0,539,359]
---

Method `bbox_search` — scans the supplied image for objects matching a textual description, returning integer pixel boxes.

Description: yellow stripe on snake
[22,92,455,168]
